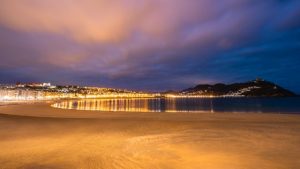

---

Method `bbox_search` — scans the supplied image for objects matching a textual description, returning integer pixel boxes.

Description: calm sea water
[52,97,300,114]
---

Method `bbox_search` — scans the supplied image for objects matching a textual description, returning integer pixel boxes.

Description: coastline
[0,101,300,169]
[1,100,300,118]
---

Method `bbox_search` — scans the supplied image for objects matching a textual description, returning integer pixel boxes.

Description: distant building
[42,83,51,87]
[16,82,51,87]
[255,78,264,82]
[16,82,25,87]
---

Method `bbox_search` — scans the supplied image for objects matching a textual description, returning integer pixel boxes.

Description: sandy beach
[0,102,300,169]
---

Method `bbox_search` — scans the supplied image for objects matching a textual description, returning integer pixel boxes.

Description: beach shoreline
[0,101,300,169]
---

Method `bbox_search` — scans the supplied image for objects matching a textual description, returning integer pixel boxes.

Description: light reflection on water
[52,97,300,113]
[52,98,214,113]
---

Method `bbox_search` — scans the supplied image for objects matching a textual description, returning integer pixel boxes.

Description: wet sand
[0,102,300,169]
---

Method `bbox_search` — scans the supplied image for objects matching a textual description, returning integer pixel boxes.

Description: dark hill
[181,79,296,97]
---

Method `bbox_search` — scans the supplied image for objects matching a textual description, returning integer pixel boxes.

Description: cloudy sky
[0,0,299,92]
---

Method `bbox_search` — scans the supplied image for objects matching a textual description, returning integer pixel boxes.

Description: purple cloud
[0,0,299,92]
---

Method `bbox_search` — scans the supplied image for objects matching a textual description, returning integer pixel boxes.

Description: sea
[52,97,300,114]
